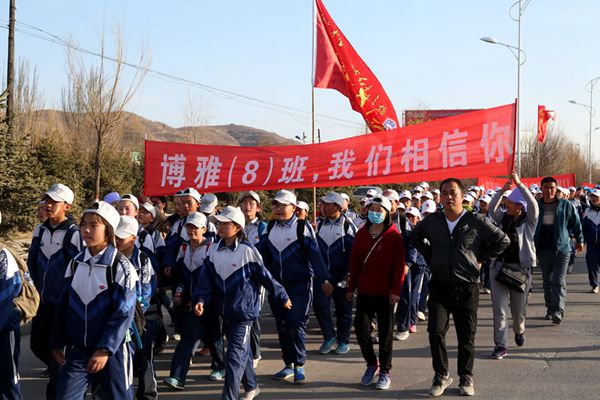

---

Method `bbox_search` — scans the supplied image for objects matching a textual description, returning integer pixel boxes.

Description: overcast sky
[2,0,599,158]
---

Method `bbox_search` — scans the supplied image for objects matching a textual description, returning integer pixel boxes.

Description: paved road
[18,255,600,399]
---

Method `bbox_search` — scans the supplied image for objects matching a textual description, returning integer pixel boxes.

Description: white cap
[413,185,423,193]
[365,188,378,198]
[422,192,434,200]
[432,189,440,195]
[85,201,120,230]
[383,189,400,202]
[400,190,412,200]
[412,193,422,200]
[340,193,350,202]
[238,191,261,204]
[503,190,512,198]
[273,189,297,205]
[419,181,430,189]
[360,197,371,207]
[140,202,156,218]
[421,199,437,214]
[463,193,475,203]
[479,195,492,204]
[185,211,207,228]
[296,201,309,211]
[320,192,344,208]
[200,193,218,213]
[530,184,539,190]
[568,186,576,191]
[45,183,74,204]
[180,187,201,203]
[369,195,392,213]
[485,189,495,196]
[115,216,139,239]
[406,206,421,217]
[398,202,406,210]
[591,189,600,197]
[119,194,140,210]
[479,186,485,191]
[214,206,245,228]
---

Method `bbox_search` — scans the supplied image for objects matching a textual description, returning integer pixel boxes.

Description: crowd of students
[1,173,600,399]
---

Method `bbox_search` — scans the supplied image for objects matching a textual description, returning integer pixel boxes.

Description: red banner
[313,0,399,131]
[144,103,515,196]
[403,109,482,126]
[477,173,576,190]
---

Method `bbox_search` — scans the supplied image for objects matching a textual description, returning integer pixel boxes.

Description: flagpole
[311,0,317,223]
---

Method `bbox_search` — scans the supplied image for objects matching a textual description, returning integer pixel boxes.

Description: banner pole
[312,87,317,223]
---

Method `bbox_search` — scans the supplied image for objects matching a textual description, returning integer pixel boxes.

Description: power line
[0,20,365,130]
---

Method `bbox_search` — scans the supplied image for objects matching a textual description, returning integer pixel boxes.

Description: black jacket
[410,211,510,284]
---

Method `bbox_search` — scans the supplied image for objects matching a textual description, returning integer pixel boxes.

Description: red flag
[537,105,555,143]
[313,0,398,132]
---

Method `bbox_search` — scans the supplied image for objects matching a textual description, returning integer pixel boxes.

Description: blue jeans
[396,269,412,332]
[538,248,570,317]
[409,265,427,326]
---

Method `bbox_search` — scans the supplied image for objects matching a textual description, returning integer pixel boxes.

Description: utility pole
[6,0,16,135]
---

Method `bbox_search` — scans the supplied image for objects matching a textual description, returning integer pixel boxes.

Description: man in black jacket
[411,178,509,397]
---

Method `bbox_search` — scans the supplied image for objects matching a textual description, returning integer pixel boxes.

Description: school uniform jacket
[174,240,211,304]
[51,246,139,355]
[316,215,356,284]
[582,205,600,245]
[127,246,156,310]
[256,215,331,285]
[136,224,165,274]
[164,215,216,267]
[27,220,82,303]
[0,248,22,332]
[193,239,289,323]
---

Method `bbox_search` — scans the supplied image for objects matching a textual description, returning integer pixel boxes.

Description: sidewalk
[18,255,600,399]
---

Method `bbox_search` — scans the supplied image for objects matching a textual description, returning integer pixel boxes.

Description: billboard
[403,109,482,126]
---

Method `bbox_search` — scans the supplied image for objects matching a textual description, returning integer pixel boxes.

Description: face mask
[368,210,385,224]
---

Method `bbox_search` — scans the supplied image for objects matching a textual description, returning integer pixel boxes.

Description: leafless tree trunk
[182,90,210,144]
[13,59,44,141]
[62,27,150,199]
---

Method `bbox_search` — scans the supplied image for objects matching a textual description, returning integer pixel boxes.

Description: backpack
[70,250,145,339]
[1,245,40,326]
[266,218,309,260]
[317,215,352,236]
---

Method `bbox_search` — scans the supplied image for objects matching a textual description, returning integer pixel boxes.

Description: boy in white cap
[582,189,600,293]
[51,201,139,400]
[314,192,357,355]
[27,183,82,399]
[199,193,219,242]
[256,189,333,383]
[238,191,267,368]
[295,201,310,220]
[115,216,158,400]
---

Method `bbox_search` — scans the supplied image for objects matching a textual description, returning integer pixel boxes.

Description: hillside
[29,109,297,149]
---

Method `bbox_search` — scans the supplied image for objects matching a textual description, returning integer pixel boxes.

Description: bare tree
[62,28,150,199]
[182,90,210,144]
[13,59,44,141]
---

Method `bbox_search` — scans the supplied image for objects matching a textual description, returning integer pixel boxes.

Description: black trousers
[353,294,395,373]
[427,281,479,377]
[30,301,60,400]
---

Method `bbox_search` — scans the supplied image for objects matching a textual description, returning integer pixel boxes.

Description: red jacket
[347,223,405,297]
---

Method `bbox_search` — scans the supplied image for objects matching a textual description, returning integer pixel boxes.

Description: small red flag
[313,0,399,132]
[537,105,555,143]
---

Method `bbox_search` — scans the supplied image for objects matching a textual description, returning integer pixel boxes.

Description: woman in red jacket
[346,195,406,391]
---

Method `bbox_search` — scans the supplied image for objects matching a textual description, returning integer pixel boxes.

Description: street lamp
[569,91,598,183]
[480,0,531,175]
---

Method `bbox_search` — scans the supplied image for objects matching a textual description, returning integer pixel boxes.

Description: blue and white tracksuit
[128,247,158,400]
[583,205,600,288]
[168,240,212,384]
[0,248,23,400]
[164,216,217,269]
[256,215,331,367]
[315,215,356,345]
[27,220,81,399]
[193,238,289,400]
[51,246,139,400]
[136,225,165,276]
[244,218,268,361]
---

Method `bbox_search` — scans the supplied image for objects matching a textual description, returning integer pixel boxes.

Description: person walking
[535,177,584,324]
[487,171,539,359]
[582,189,600,293]
[410,178,509,397]
[346,195,405,391]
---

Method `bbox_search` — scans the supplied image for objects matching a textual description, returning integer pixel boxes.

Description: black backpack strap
[266,219,276,236]
[296,218,309,260]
